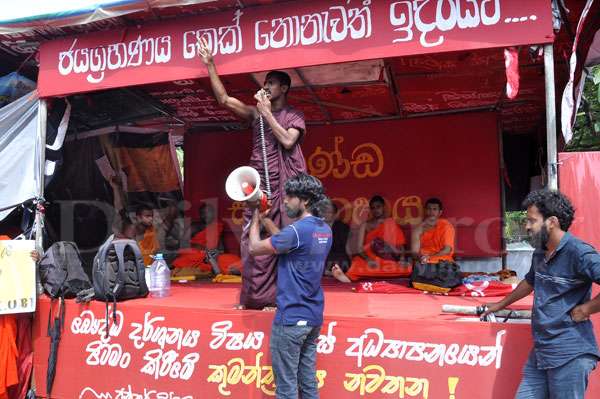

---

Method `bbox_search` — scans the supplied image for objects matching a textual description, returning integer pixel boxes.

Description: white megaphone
[225,166,268,210]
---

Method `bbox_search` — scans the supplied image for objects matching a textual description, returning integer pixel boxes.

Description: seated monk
[135,204,160,266]
[332,195,410,283]
[411,197,455,264]
[172,203,241,275]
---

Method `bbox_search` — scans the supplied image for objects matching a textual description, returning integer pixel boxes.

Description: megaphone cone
[225,166,267,209]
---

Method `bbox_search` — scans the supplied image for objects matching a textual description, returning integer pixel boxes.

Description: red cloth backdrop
[559,152,600,250]
[185,112,501,257]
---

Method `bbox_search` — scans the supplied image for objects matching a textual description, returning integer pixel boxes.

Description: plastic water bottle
[149,253,170,298]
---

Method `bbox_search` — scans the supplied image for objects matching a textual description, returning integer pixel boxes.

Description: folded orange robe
[172,222,241,274]
[139,226,160,266]
[346,218,411,281]
[419,218,456,263]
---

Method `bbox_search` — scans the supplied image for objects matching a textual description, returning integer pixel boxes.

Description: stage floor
[162,278,533,321]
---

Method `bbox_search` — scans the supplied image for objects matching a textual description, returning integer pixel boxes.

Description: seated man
[332,195,410,283]
[411,197,455,264]
[322,200,350,275]
[172,203,241,275]
[135,204,160,266]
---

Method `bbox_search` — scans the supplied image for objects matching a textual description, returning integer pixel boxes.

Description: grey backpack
[39,241,92,299]
[92,236,148,302]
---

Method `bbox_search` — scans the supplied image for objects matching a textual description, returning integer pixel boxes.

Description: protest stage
[31,282,600,398]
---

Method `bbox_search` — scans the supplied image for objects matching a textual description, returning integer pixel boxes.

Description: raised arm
[198,37,256,121]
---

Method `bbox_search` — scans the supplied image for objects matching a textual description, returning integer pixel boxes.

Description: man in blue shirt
[248,173,332,399]
[484,190,600,398]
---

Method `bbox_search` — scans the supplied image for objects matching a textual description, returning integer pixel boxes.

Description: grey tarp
[0,91,40,220]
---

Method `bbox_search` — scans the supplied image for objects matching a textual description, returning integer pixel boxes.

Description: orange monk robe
[346,218,411,281]
[172,222,241,274]
[419,218,455,263]
[0,236,18,399]
[139,226,160,266]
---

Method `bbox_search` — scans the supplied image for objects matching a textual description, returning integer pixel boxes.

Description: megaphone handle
[259,116,272,198]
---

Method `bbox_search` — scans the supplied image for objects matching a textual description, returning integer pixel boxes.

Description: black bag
[410,261,462,293]
[92,236,148,302]
[39,241,92,299]
[38,241,93,397]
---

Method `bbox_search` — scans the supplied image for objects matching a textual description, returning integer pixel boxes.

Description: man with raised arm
[198,37,307,309]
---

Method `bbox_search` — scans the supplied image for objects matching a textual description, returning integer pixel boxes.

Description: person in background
[332,195,408,283]
[322,200,350,276]
[411,197,455,264]
[0,235,38,399]
[172,203,241,276]
[134,204,159,266]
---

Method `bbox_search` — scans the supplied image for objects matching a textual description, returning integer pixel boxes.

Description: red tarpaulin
[186,112,502,257]
[38,0,553,97]
[559,152,600,251]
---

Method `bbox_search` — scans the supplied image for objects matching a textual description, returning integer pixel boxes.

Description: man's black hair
[369,195,385,206]
[522,190,575,231]
[425,197,443,210]
[266,70,291,92]
[284,173,328,217]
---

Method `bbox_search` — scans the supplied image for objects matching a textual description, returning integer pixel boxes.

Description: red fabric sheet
[355,280,517,297]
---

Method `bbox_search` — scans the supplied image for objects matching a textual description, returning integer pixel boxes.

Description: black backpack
[39,241,92,299]
[410,261,462,293]
[38,241,93,398]
[92,236,148,302]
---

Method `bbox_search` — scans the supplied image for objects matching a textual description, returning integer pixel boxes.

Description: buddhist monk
[198,37,306,309]
[332,196,410,283]
[135,204,159,266]
[172,203,241,275]
[411,198,455,264]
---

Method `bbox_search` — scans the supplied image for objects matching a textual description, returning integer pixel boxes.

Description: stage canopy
[0,0,594,138]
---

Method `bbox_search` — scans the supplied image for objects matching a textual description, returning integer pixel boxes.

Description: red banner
[559,152,600,251]
[38,0,553,97]
[32,286,600,399]
[186,112,502,257]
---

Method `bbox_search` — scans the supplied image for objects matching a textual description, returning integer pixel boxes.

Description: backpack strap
[113,239,147,290]
[111,240,129,296]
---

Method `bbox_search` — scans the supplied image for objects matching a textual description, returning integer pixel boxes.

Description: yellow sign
[0,240,36,314]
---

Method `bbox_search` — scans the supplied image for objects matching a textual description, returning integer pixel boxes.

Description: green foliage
[567,65,600,151]
[176,147,184,182]
[504,211,529,243]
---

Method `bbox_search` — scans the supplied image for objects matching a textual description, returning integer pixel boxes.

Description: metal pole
[35,99,47,251]
[544,44,558,190]
[498,119,507,269]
